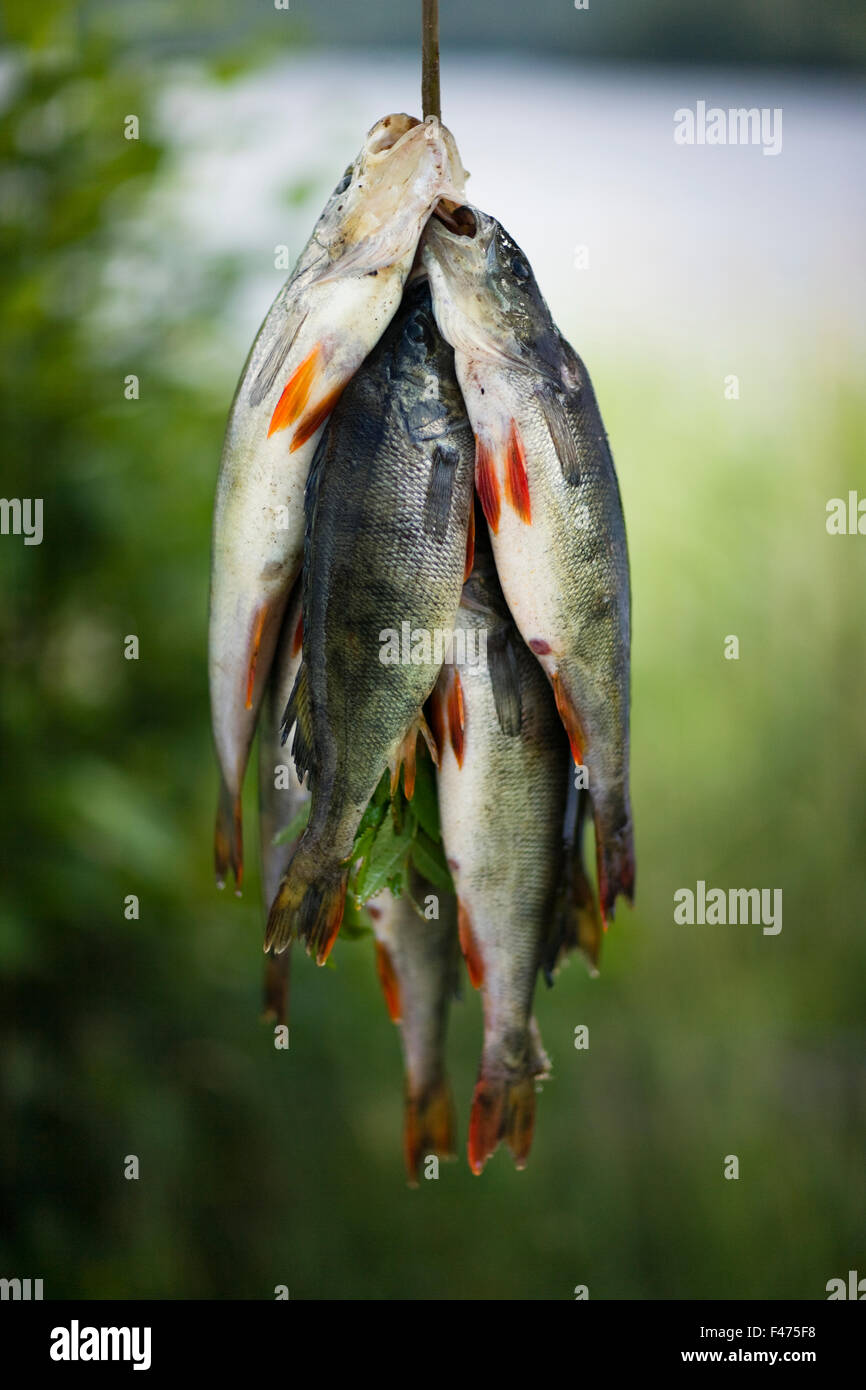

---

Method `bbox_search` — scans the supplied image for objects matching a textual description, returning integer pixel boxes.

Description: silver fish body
[368,875,459,1184]
[422,207,634,923]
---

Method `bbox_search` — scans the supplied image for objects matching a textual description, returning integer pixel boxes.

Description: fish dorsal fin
[281,660,314,786]
[487,627,523,737]
[537,382,581,486]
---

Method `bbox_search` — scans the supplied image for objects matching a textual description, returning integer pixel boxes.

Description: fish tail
[574,855,604,970]
[263,837,348,965]
[468,1025,548,1175]
[214,776,243,892]
[595,818,636,925]
[404,1078,456,1186]
[262,947,291,1025]
[546,844,603,979]
[468,1071,538,1176]
[548,669,635,922]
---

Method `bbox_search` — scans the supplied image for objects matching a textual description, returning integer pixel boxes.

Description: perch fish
[210,114,466,890]
[368,874,459,1184]
[264,281,475,965]
[423,206,634,922]
[433,532,565,1173]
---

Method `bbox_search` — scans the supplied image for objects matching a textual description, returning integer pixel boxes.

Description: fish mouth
[313,118,465,285]
[363,113,461,184]
[432,203,478,238]
[364,113,422,161]
[422,208,537,375]
[423,205,493,293]
[361,115,466,217]
[425,204,495,271]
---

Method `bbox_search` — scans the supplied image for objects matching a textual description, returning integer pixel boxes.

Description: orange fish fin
[262,947,291,1025]
[468,1074,537,1176]
[291,611,303,657]
[264,844,348,966]
[457,899,484,988]
[245,602,269,711]
[389,713,438,800]
[427,688,446,762]
[445,669,465,767]
[290,385,344,452]
[503,1077,537,1170]
[504,420,531,523]
[463,500,476,581]
[268,345,321,437]
[551,670,586,765]
[467,1076,506,1176]
[375,941,402,1022]
[404,1079,456,1187]
[214,776,243,893]
[475,437,501,532]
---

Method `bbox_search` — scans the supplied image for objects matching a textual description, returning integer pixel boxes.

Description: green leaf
[271,800,311,847]
[409,830,454,894]
[356,814,414,904]
[410,751,441,840]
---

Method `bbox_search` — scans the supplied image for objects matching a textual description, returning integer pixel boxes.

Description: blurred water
[157,53,866,369]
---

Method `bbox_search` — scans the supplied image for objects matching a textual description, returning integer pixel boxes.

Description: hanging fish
[264,281,475,965]
[422,206,634,924]
[258,585,308,1025]
[368,872,459,1185]
[210,114,466,891]
[433,531,564,1174]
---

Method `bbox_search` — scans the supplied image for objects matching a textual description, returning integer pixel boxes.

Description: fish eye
[335,167,353,195]
[511,255,531,282]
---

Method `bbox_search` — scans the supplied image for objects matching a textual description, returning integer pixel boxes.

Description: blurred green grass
[2,5,864,1300]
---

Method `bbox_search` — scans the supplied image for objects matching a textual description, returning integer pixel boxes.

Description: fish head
[422,205,563,382]
[320,114,467,279]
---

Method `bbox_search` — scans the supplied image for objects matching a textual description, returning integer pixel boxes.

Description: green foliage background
[1,1,864,1299]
